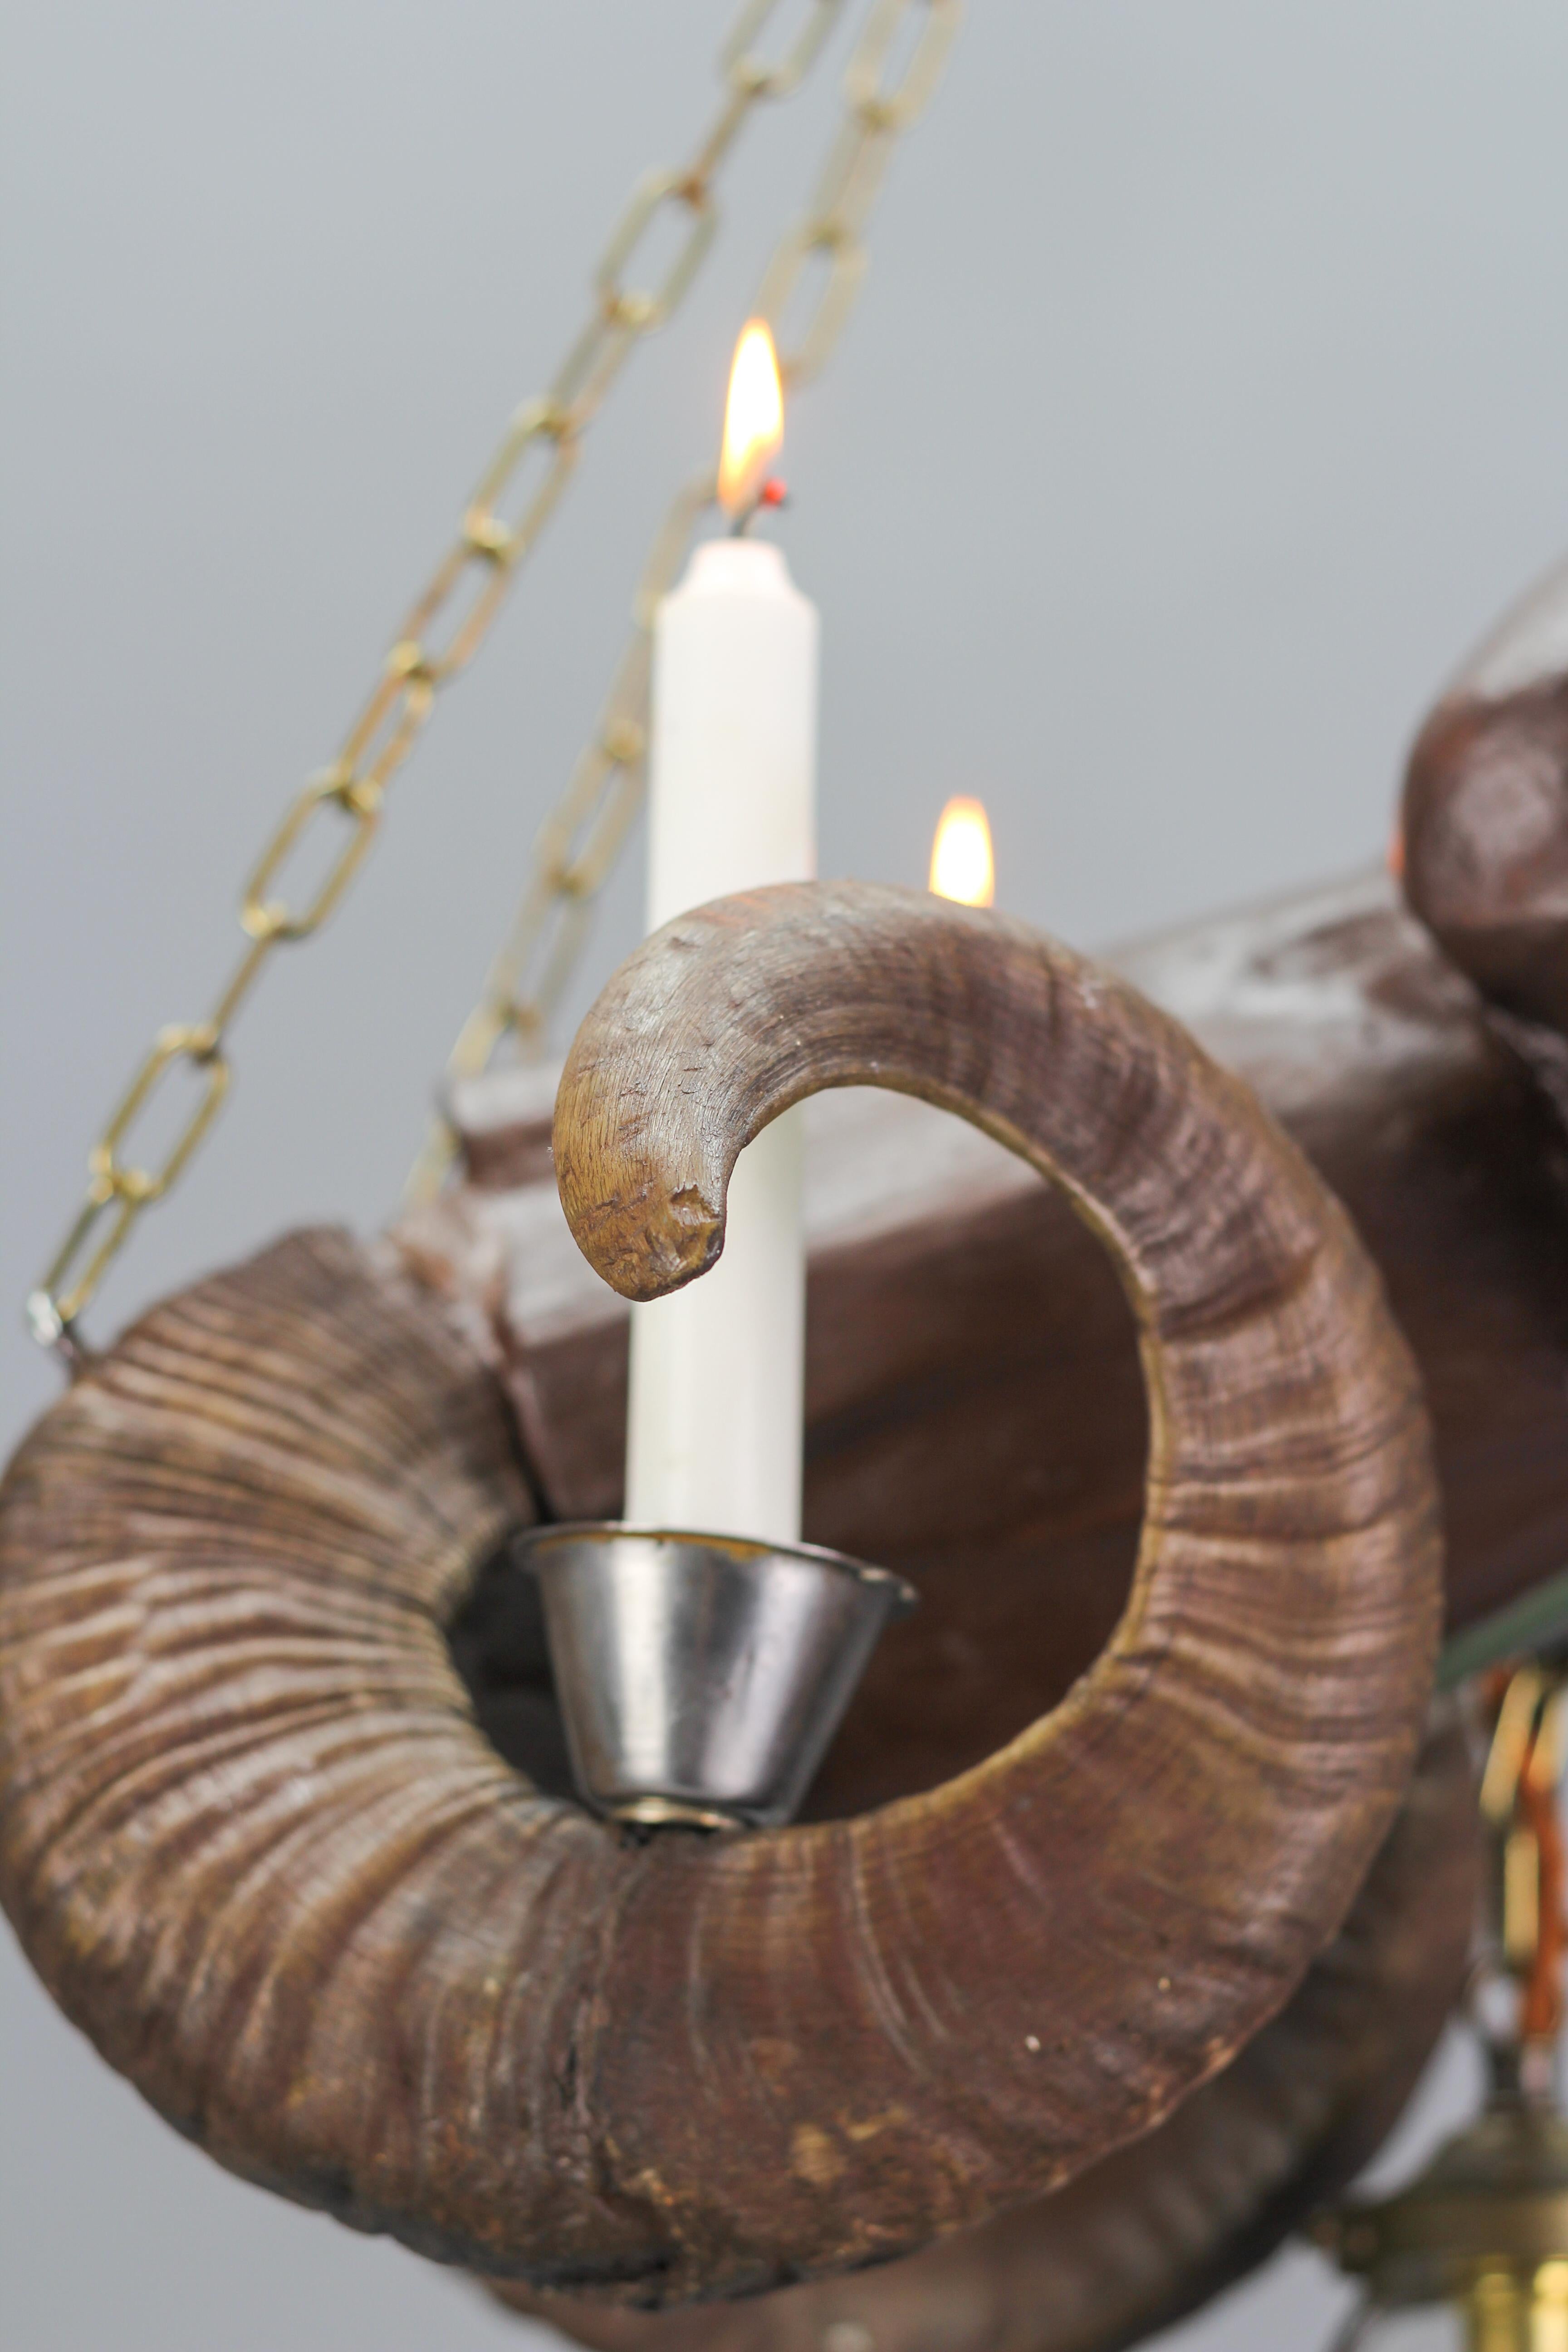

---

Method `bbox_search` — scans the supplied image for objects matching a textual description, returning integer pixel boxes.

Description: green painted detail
[1439,1568,1568,1690]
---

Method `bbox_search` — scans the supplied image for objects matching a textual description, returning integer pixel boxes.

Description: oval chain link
[407,0,960,1202]
[28,0,857,1357]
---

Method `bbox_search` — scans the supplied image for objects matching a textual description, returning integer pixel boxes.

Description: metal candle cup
[521,1524,916,1829]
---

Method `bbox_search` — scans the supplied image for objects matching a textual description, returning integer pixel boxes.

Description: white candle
[624,328,817,1546]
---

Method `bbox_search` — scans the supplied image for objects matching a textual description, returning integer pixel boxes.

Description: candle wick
[729,478,790,538]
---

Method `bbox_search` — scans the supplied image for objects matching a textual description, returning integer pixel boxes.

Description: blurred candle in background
[930,795,995,907]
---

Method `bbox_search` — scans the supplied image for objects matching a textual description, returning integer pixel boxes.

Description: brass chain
[27,0,853,1359]
[29,0,960,1354]
[406,0,960,1202]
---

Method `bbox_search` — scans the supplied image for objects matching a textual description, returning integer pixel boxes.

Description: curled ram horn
[0,882,1441,2301]
[492,1705,1479,2352]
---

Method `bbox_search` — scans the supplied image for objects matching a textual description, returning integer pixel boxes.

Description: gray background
[3,1,1566,2343]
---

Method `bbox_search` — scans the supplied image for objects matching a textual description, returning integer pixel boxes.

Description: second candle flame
[930,797,995,908]
[718,320,784,517]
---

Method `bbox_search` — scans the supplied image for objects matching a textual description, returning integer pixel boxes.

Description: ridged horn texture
[0,879,1440,2306]
[494,1706,1479,2352]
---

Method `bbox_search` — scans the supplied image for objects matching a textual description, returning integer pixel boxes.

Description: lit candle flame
[718,319,784,517]
[929,797,995,907]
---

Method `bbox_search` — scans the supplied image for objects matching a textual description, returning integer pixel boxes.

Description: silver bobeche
[521,1524,917,1830]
